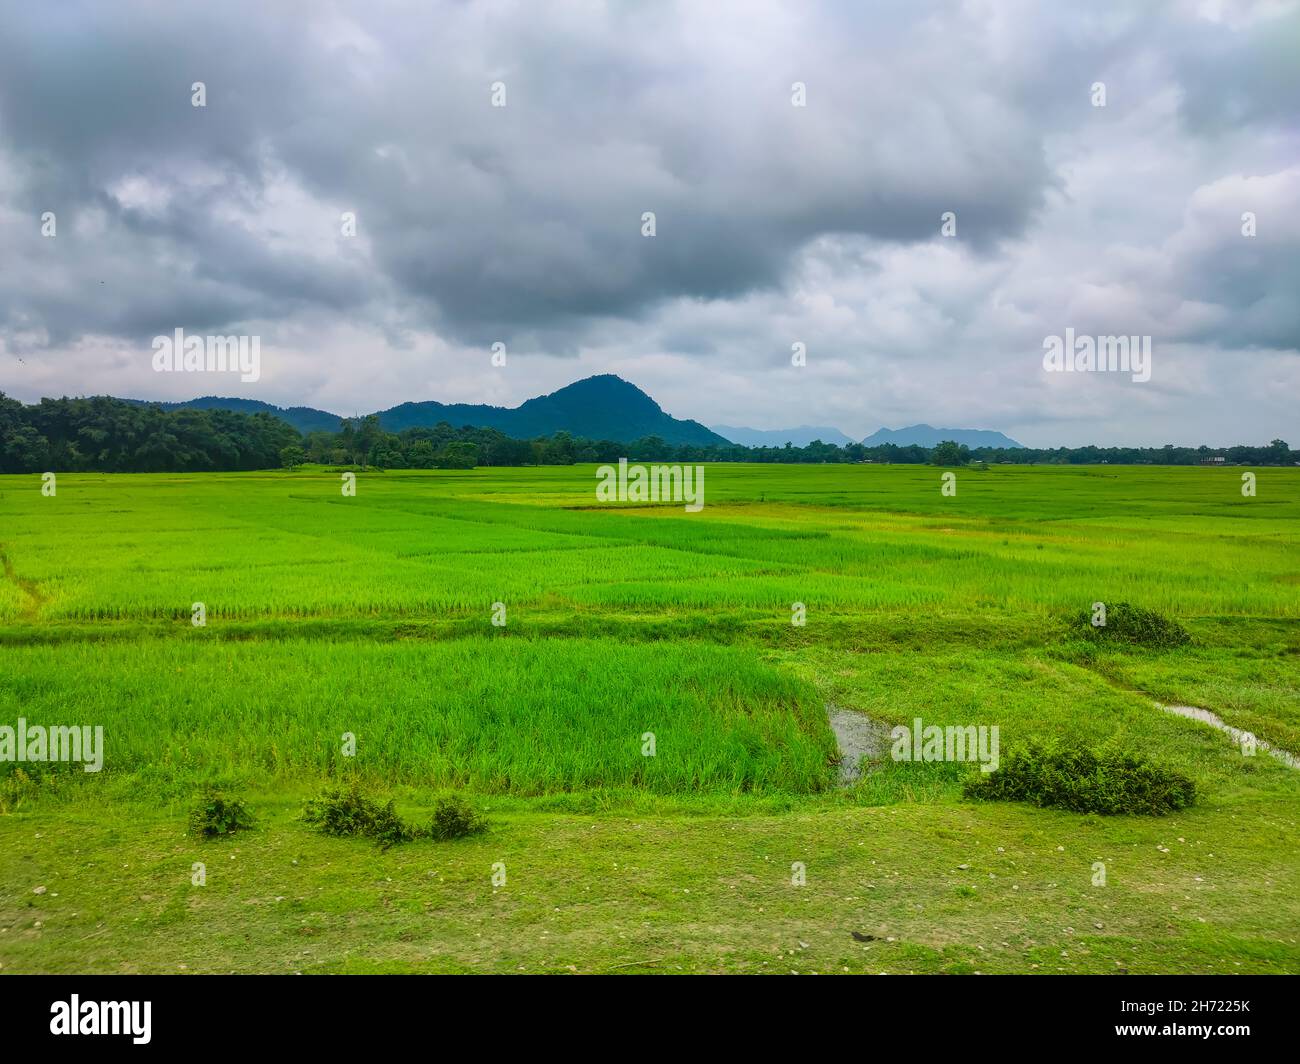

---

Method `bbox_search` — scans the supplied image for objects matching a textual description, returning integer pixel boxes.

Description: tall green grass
[0,465,1296,806]
[2,466,1297,624]
[0,638,836,795]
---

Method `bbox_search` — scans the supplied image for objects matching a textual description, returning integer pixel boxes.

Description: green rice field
[1,463,1297,973]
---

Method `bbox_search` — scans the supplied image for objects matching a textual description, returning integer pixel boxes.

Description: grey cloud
[0,0,1295,447]
[0,0,1056,348]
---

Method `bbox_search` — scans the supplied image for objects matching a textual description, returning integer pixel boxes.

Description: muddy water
[826,703,891,785]
[1159,702,1300,771]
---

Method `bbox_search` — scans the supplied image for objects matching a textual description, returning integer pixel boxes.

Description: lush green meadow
[1,464,1297,973]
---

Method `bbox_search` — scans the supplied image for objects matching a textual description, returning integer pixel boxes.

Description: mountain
[712,425,857,447]
[127,376,728,446]
[861,424,1025,449]
[122,395,343,434]
[369,375,725,445]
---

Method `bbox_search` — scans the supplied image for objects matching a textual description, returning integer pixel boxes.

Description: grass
[2,794,1296,974]
[0,463,1297,973]
[2,465,1296,624]
[0,638,834,795]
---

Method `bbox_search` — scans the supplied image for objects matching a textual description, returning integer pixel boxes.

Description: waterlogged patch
[1159,702,1300,771]
[825,703,890,785]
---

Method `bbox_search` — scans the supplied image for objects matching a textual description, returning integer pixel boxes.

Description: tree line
[0,394,298,473]
[289,419,1298,469]
[1,393,1294,473]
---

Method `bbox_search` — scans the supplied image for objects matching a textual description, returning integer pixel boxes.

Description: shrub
[964,741,1196,815]
[302,781,418,849]
[366,800,419,849]
[1073,602,1191,648]
[0,767,40,814]
[429,795,486,841]
[188,788,254,837]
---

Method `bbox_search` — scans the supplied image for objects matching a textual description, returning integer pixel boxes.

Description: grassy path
[2,795,1297,974]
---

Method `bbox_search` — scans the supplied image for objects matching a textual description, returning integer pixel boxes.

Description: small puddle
[826,703,890,786]
[1159,703,1300,771]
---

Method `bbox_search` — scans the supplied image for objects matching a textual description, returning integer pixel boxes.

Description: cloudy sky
[0,0,1296,446]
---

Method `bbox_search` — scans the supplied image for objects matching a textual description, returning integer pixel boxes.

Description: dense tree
[0,393,300,473]
[930,440,967,466]
[2,392,1295,473]
[435,441,479,469]
[303,431,335,463]
[354,415,382,466]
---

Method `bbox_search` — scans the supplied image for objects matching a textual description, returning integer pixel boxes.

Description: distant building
[1199,456,1226,465]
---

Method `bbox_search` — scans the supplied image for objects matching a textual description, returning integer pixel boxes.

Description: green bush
[1073,602,1191,648]
[302,781,417,849]
[366,802,418,849]
[429,795,486,841]
[188,788,254,837]
[0,767,41,814]
[964,741,1196,815]
[300,786,487,846]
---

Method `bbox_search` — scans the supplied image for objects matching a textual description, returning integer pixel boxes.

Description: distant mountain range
[124,395,345,434]
[712,425,858,447]
[123,375,728,446]
[861,424,1025,449]
[118,379,1023,450]
[716,422,1025,449]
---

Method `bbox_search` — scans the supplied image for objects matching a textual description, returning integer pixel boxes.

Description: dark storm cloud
[0,0,1056,347]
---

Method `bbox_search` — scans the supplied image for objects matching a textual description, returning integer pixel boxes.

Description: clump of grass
[1073,602,1191,648]
[188,787,254,837]
[302,781,418,849]
[429,795,487,840]
[0,767,41,814]
[964,741,1196,815]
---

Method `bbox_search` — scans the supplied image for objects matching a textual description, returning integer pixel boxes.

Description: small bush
[1073,602,1191,648]
[429,795,486,841]
[302,781,418,849]
[964,741,1196,815]
[367,800,419,849]
[189,788,254,837]
[0,767,41,814]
